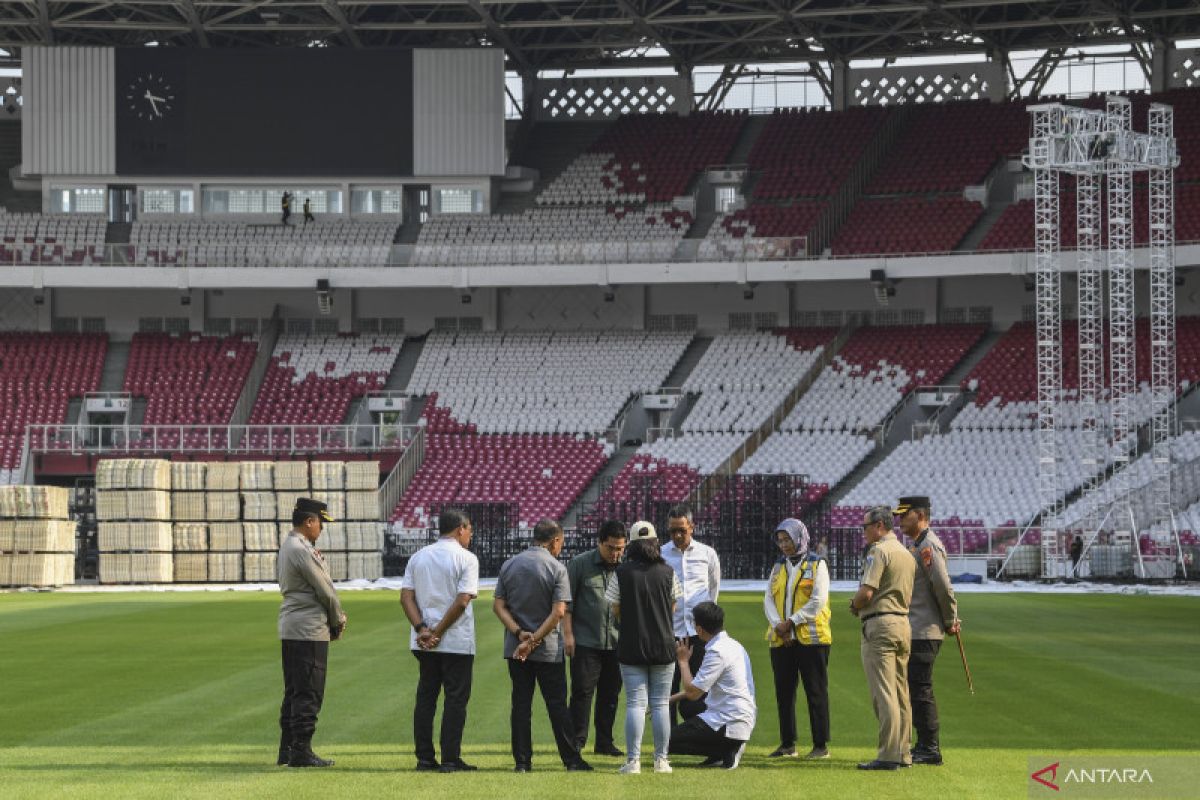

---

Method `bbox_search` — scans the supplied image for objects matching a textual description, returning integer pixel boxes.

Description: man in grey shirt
[493,519,593,773]
[277,498,346,769]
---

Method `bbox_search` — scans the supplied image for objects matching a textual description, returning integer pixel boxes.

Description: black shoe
[438,759,478,773]
[767,745,797,758]
[912,749,943,765]
[415,760,441,772]
[698,756,724,768]
[804,747,830,760]
[593,744,624,757]
[722,742,747,770]
[288,746,334,768]
[513,764,532,773]
[856,760,900,771]
[566,760,595,772]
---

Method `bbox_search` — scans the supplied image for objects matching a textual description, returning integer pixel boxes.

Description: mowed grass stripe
[1,590,1197,800]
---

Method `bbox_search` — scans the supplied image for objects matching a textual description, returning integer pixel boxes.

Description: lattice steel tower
[1024,97,1178,577]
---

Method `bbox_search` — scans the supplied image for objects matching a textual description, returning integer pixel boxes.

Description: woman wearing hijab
[763,518,832,760]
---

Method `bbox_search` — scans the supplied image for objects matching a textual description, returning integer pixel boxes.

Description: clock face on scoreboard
[125,73,176,122]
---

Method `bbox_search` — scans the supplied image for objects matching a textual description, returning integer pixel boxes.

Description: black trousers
[508,658,582,767]
[668,717,744,760]
[413,650,474,763]
[279,640,328,745]
[908,638,942,750]
[670,635,707,724]
[568,646,622,751]
[770,643,831,749]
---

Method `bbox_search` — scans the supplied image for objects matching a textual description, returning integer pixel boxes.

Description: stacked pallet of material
[97,459,174,583]
[208,552,242,582]
[324,551,349,582]
[244,551,277,581]
[171,462,207,491]
[310,462,345,491]
[172,492,207,521]
[311,492,346,522]
[209,522,244,551]
[0,485,71,519]
[244,522,280,552]
[346,491,380,521]
[242,492,276,521]
[206,492,241,521]
[241,462,274,491]
[275,492,306,520]
[274,462,309,491]
[205,463,241,491]
[345,462,379,491]
[0,486,76,588]
[172,523,208,551]
[173,552,208,582]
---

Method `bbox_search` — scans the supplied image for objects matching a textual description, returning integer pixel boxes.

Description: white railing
[26,423,420,456]
[379,425,426,521]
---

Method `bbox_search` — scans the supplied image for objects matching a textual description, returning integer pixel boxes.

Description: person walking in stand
[303,197,315,227]
[493,518,593,773]
[849,504,916,771]
[564,519,627,757]
[276,498,345,769]
[895,496,959,766]
[763,518,832,760]
[400,508,480,772]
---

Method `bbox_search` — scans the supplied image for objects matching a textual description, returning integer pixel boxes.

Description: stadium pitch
[2,590,1196,800]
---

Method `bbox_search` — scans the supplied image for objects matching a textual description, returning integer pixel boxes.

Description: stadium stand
[391,330,693,528]
[0,211,106,265]
[406,330,692,434]
[599,329,835,506]
[1,332,107,482]
[830,100,1029,256]
[127,219,396,267]
[414,112,745,265]
[740,324,986,502]
[124,332,258,427]
[247,333,403,449]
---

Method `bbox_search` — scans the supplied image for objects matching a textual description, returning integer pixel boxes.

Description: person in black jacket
[606,521,682,774]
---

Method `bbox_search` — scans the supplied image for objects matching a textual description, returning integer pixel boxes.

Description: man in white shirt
[661,504,721,723]
[400,509,480,773]
[669,601,756,769]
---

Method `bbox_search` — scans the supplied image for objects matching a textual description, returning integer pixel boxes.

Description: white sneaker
[618,759,641,774]
[654,757,672,773]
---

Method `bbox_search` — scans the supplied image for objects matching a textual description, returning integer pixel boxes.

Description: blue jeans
[620,663,674,761]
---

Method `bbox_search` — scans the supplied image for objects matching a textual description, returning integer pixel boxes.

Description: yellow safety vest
[767,556,832,646]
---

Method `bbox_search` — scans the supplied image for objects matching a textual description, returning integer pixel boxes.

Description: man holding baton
[895,496,960,766]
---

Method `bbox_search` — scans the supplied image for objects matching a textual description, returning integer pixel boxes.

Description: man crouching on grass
[669,601,757,769]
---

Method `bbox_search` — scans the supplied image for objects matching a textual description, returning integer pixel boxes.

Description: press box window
[433,188,483,215]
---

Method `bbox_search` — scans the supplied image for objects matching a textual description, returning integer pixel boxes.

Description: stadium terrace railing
[1,239,812,268]
[25,423,420,455]
[379,424,426,521]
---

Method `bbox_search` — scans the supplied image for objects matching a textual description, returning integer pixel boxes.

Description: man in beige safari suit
[849,504,916,770]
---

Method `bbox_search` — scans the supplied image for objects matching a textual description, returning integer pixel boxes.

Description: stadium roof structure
[0,1,1197,73]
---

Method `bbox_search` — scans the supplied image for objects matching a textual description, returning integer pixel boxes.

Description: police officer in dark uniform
[895,496,959,766]
[277,497,346,768]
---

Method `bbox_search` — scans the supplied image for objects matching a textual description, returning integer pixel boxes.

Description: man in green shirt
[564,519,628,757]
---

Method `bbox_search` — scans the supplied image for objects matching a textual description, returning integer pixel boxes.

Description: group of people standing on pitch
[273,495,959,776]
[400,505,750,774]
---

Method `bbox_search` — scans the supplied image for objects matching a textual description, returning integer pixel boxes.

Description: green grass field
[1,589,1197,799]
